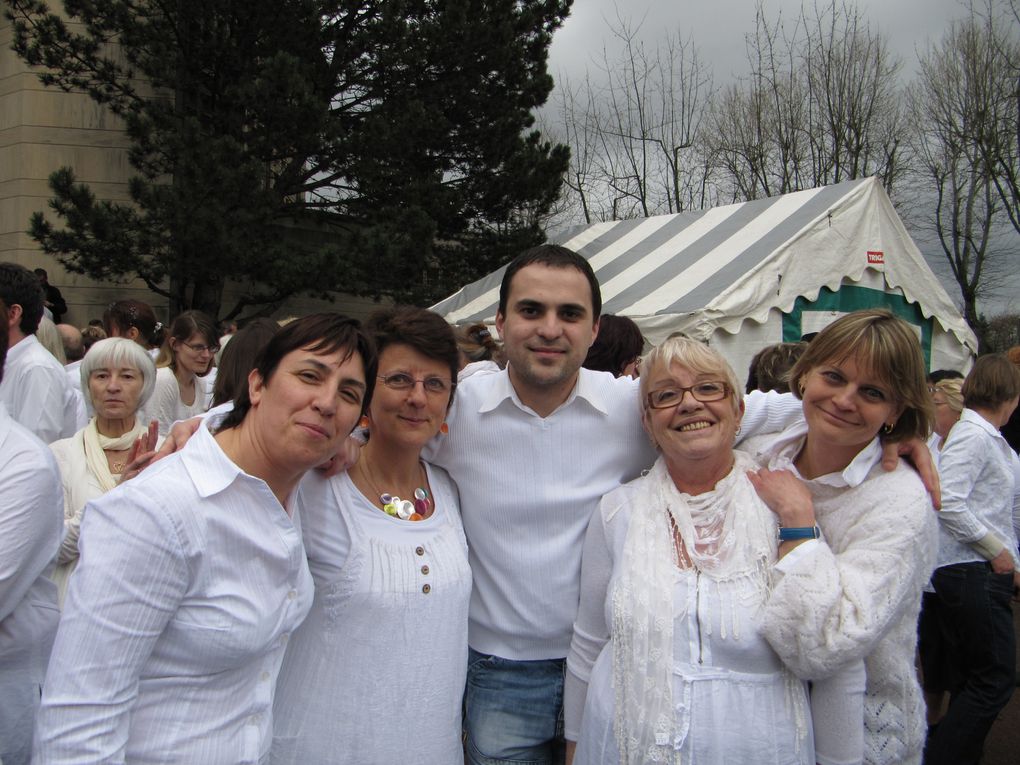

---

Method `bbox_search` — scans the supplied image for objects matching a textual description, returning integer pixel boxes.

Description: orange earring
[359,415,370,430]
[440,422,449,435]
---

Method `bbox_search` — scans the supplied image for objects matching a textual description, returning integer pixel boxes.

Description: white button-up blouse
[33,424,314,765]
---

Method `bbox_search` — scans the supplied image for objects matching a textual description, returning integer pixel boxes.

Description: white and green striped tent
[432,177,976,377]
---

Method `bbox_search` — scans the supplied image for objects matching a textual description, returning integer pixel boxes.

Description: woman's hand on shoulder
[881,438,941,509]
[746,467,816,527]
[315,433,364,478]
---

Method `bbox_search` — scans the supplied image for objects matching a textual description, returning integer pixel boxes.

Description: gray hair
[639,336,742,415]
[80,337,157,411]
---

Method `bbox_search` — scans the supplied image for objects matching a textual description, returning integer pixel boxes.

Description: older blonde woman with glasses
[565,336,831,765]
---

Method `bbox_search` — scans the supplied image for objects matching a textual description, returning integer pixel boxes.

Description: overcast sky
[543,0,1020,317]
[548,0,968,83]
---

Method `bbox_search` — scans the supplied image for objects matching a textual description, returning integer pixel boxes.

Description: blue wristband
[778,525,821,542]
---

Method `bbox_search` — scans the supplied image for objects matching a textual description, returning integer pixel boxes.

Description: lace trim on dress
[611,452,793,764]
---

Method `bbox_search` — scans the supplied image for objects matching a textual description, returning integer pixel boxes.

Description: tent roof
[432,177,976,352]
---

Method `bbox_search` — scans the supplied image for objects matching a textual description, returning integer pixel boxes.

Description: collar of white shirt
[762,419,883,488]
[179,421,247,498]
[959,407,1007,441]
[5,332,41,365]
[477,365,613,417]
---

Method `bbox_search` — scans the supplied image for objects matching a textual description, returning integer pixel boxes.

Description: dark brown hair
[103,299,163,346]
[497,244,602,320]
[366,306,459,407]
[583,314,644,376]
[217,313,376,431]
[0,262,44,335]
[0,298,8,384]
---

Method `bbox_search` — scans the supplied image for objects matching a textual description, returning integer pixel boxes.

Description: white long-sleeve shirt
[935,408,1020,568]
[425,366,802,661]
[0,335,81,443]
[145,367,211,438]
[0,403,63,765]
[33,423,314,765]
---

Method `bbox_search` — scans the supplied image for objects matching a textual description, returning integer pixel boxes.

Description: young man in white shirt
[0,263,80,443]
[0,297,64,765]
[428,245,810,764]
[426,246,640,764]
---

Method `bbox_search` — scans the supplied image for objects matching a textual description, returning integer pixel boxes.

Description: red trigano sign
[867,250,884,264]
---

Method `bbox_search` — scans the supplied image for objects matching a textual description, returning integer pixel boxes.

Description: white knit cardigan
[750,433,937,765]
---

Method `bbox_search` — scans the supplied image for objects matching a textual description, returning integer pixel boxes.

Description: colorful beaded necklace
[358,459,432,521]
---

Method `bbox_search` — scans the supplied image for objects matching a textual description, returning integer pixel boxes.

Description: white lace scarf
[611,451,774,764]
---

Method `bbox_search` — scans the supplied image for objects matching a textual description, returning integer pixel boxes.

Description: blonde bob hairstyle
[639,336,742,416]
[932,377,964,414]
[80,337,158,411]
[788,309,933,442]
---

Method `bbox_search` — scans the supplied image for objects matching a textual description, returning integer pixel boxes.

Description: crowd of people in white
[1,250,1018,765]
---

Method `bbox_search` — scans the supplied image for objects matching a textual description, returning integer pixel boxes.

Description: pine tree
[6,0,571,317]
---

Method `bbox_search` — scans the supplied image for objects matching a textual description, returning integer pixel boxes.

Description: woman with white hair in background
[48,337,158,604]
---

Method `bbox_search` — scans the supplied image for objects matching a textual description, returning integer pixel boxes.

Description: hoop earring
[881,422,894,435]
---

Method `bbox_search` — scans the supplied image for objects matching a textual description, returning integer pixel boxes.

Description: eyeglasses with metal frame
[646,381,730,409]
[378,373,455,395]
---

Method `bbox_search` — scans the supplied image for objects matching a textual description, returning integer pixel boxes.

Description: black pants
[925,562,1016,765]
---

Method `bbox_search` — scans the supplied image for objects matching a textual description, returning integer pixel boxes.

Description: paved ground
[971,605,1019,764]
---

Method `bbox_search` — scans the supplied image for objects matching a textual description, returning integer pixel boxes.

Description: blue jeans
[925,562,1016,765]
[464,647,565,765]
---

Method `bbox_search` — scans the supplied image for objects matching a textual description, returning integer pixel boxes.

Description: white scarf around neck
[611,451,776,764]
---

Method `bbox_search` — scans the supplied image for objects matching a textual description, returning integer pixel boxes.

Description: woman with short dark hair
[271,306,471,765]
[582,314,644,378]
[34,313,375,764]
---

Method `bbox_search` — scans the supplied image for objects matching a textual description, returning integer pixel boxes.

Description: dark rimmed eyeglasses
[646,381,730,409]
[378,373,454,395]
[181,341,220,355]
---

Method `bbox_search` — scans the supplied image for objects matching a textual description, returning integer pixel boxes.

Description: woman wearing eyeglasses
[147,310,219,437]
[565,336,822,765]
[271,306,471,765]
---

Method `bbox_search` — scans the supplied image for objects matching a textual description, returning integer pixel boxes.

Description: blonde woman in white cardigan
[746,310,938,765]
[48,337,159,604]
